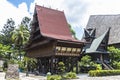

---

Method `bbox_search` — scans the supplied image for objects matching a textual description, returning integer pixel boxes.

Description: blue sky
[1,0,120,39]
[7,0,34,10]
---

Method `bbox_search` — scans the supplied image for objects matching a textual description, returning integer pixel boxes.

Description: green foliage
[8,59,17,64]
[68,24,77,39]
[108,46,120,62]
[89,70,120,77]
[12,24,30,47]
[21,17,31,31]
[47,72,77,80]
[80,55,91,64]
[1,18,15,45]
[47,75,62,80]
[0,17,32,72]
[79,55,100,72]
[0,43,13,59]
[108,46,120,69]
[11,24,30,60]
[95,64,102,70]
[64,72,77,79]
[112,61,120,69]
[57,62,66,74]
[24,57,37,71]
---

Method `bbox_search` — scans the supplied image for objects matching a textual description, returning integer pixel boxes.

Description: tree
[21,17,31,31]
[108,46,120,62]
[108,46,120,69]
[12,24,30,60]
[0,43,13,59]
[79,55,100,72]
[68,24,77,39]
[1,18,15,45]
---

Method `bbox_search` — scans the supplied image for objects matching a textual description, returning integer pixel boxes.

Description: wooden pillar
[76,57,79,74]
[71,57,74,72]
[68,57,71,72]
[50,56,54,74]
[55,57,58,74]
[100,54,103,62]
[37,58,40,73]
[39,58,42,73]
[48,57,51,72]
[44,57,47,74]
[46,57,49,73]
[66,58,70,72]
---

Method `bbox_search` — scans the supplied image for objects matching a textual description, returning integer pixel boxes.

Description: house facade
[25,5,84,74]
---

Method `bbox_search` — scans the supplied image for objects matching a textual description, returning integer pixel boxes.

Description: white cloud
[81,0,120,27]
[1,0,120,39]
[30,0,120,27]
[0,0,30,30]
[29,0,87,28]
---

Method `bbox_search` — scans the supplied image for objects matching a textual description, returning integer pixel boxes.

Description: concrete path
[1,72,120,80]
[0,72,46,80]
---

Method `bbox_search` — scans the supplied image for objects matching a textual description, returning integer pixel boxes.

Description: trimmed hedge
[89,70,120,77]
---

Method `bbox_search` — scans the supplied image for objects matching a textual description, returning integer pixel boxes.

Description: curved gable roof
[35,5,78,41]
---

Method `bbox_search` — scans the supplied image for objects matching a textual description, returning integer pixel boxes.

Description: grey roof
[86,15,120,45]
[86,28,110,54]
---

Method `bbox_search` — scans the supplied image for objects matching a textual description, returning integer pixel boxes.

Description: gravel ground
[1,72,120,80]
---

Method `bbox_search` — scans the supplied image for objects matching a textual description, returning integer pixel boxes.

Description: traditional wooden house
[86,15,120,48]
[25,5,84,74]
[83,27,113,69]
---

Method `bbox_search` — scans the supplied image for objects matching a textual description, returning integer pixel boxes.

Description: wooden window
[66,47,72,53]
[72,48,77,53]
[61,47,66,53]
[76,48,81,53]
[56,46,61,52]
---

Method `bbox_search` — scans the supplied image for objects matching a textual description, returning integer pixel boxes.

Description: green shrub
[112,61,120,69]
[95,64,102,70]
[64,72,77,79]
[89,70,120,77]
[47,75,62,80]
[79,55,101,73]
[57,62,65,75]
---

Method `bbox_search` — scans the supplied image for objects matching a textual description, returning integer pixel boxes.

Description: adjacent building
[86,15,120,48]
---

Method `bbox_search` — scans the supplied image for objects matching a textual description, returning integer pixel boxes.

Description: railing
[55,46,81,56]
[56,52,80,56]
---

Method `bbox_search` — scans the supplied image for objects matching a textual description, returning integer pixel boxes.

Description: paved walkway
[0,72,46,80]
[1,72,120,80]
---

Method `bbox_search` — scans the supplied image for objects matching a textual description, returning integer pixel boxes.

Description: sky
[1,0,120,39]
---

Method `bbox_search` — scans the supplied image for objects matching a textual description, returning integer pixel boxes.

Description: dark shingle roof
[86,15,120,45]
[35,5,79,42]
